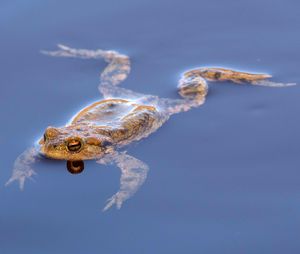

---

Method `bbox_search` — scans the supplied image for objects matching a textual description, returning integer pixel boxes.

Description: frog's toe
[102,196,116,211]
[5,167,36,190]
[102,193,125,211]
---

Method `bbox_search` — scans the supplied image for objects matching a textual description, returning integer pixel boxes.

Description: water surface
[0,0,300,253]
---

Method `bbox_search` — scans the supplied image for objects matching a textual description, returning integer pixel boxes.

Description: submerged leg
[6,147,39,190]
[184,67,296,87]
[97,151,149,211]
[41,44,133,97]
[161,66,296,116]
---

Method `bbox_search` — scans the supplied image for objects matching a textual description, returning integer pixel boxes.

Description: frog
[6,44,295,211]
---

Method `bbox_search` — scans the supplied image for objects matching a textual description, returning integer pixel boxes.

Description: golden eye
[67,139,82,152]
[43,134,47,142]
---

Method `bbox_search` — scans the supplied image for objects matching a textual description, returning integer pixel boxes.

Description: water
[1,0,300,253]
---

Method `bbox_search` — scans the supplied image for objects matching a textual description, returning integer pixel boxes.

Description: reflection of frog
[6,45,294,211]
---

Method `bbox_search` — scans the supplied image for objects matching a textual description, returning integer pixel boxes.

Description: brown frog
[6,45,295,211]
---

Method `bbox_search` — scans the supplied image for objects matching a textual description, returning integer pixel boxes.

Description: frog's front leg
[96,151,149,211]
[6,147,39,190]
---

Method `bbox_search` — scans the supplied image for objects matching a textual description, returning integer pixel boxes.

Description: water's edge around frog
[6,45,295,211]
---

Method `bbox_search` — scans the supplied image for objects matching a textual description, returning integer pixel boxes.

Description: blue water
[1,0,300,253]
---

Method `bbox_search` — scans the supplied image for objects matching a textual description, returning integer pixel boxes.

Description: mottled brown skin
[184,67,271,83]
[39,99,161,161]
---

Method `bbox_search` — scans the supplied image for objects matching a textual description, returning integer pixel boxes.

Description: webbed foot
[6,147,38,190]
[103,192,127,211]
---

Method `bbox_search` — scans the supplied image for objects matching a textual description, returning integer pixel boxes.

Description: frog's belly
[71,99,145,126]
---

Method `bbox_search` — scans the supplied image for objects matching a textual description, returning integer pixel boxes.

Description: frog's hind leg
[162,67,295,116]
[41,44,132,97]
[185,67,296,87]
[42,45,161,101]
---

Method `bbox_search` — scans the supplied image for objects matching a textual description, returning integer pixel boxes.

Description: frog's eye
[45,127,61,139]
[43,133,47,142]
[67,139,82,152]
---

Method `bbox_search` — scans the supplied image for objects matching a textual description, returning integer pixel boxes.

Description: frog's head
[38,126,113,161]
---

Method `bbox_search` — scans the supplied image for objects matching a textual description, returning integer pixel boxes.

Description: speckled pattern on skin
[6,45,295,211]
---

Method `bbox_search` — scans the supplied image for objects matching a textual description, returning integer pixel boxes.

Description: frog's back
[71,99,161,128]
[71,99,138,127]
